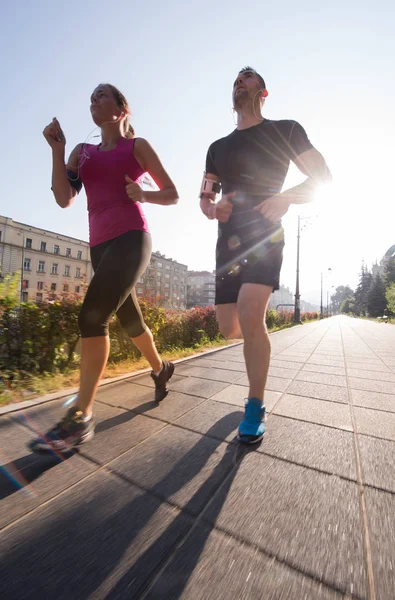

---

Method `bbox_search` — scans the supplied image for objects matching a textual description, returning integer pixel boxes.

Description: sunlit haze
[1,0,394,305]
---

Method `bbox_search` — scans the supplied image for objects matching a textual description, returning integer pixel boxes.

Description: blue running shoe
[238,398,266,444]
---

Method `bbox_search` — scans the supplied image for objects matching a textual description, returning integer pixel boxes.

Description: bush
[0,292,320,385]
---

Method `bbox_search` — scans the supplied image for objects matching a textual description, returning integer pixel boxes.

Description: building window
[165,274,170,279]
[77,250,82,260]
[52,263,58,275]
[37,281,44,290]
[36,293,43,303]
[22,279,29,289]
[22,292,28,302]
[63,284,69,292]
[75,285,80,294]
[137,288,143,295]
[165,283,170,288]
[51,283,56,291]
[38,260,45,273]
[24,258,31,271]
[54,245,60,255]
[40,241,47,252]
[165,265,170,270]
[26,238,32,249]
[64,265,70,277]
[76,267,81,278]
[66,248,71,257]
[157,262,162,267]
[0,231,2,242]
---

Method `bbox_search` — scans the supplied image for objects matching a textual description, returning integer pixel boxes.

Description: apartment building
[136,251,188,309]
[187,271,216,308]
[0,216,93,302]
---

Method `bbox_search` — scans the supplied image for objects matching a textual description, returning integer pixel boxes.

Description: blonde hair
[103,83,135,138]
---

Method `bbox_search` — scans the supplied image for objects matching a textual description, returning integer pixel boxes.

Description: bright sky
[1,0,394,305]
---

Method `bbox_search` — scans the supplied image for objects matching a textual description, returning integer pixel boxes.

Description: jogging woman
[30,83,178,453]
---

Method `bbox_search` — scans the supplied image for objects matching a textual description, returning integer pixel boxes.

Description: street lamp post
[293,215,301,324]
[321,268,332,318]
[320,272,323,318]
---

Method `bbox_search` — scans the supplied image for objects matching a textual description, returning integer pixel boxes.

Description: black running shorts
[215,224,285,305]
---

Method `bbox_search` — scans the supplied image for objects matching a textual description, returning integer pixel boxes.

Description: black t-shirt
[205,119,313,246]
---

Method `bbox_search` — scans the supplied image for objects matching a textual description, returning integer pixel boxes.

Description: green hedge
[0,295,320,382]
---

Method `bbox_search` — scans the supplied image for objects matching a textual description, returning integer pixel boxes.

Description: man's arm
[255,122,331,222]
[200,172,220,218]
[199,172,235,223]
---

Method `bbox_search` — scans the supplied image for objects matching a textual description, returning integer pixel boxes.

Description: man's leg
[236,283,272,444]
[238,283,273,401]
[216,303,243,339]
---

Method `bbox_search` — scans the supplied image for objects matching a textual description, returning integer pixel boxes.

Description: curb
[0,341,243,416]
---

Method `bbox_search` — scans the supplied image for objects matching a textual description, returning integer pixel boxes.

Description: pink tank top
[79,137,150,247]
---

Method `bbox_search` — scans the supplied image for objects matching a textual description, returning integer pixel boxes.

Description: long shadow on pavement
[0,413,246,600]
[0,401,164,499]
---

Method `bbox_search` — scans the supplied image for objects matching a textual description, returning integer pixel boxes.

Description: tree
[331,285,355,314]
[0,271,20,305]
[367,273,386,317]
[386,283,395,317]
[340,297,355,314]
[384,258,395,287]
[354,264,373,316]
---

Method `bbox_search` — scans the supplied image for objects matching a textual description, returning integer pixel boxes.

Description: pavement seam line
[135,442,349,600]
[341,320,394,373]
[267,323,337,418]
[340,321,376,600]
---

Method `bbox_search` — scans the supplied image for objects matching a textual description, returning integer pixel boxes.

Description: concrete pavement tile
[203,453,367,598]
[80,403,168,464]
[211,386,282,412]
[358,436,395,493]
[271,359,305,370]
[145,526,343,600]
[186,357,246,372]
[354,406,395,442]
[268,365,299,379]
[236,374,292,392]
[296,371,347,387]
[276,352,311,360]
[273,395,353,431]
[301,364,346,376]
[287,380,349,403]
[348,369,395,383]
[346,361,392,373]
[175,401,243,442]
[261,415,357,480]
[365,488,395,600]
[306,358,345,368]
[111,425,240,516]
[210,384,249,406]
[170,376,229,398]
[349,377,395,395]
[0,417,97,530]
[102,382,203,422]
[0,470,192,600]
[174,365,242,383]
[351,389,395,413]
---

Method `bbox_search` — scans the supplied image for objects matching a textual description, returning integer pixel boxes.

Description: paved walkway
[0,316,394,599]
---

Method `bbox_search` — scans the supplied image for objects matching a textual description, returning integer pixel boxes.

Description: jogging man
[200,66,331,443]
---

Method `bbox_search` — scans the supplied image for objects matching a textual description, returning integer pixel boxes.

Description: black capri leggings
[78,230,152,338]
